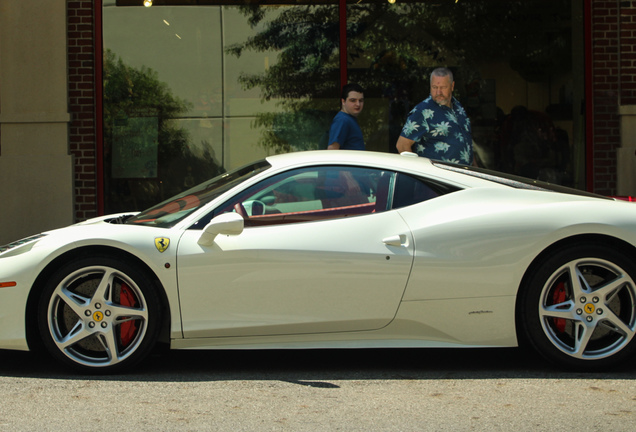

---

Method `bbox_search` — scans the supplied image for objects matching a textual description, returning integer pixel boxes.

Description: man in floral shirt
[396,68,473,165]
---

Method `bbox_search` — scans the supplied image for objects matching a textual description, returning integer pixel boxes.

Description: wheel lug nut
[597,308,603,315]
[586,316,593,322]
[576,308,583,315]
[95,303,102,309]
[85,310,91,317]
[88,322,95,328]
[101,322,108,328]
[580,297,587,303]
[105,310,111,317]
[593,296,599,303]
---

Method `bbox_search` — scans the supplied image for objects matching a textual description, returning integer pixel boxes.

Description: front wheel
[520,244,636,371]
[38,256,162,373]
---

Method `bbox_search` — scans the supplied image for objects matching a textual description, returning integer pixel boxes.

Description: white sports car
[2,150,636,373]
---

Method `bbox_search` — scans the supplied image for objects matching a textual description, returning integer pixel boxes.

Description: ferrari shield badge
[155,237,170,253]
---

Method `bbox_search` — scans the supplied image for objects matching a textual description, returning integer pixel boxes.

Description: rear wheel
[520,244,636,371]
[38,256,161,373]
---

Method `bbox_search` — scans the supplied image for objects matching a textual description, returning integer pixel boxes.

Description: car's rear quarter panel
[389,189,636,347]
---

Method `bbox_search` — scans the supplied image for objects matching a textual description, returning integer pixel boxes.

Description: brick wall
[68,0,98,221]
[592,0,636,195]
[620,1,636,105]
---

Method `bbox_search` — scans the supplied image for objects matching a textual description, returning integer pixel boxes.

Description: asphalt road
[0,347,635,431]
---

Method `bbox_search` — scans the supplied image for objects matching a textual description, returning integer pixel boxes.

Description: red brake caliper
[119,283,138,347]
[552,282,567,332]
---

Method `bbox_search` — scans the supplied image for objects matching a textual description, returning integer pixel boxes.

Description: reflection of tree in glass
[103,49,223,213]
[226,5,341,153]
[228,1,571,153]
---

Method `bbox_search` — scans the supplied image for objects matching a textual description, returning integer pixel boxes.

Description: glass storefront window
[102,0,584,213]
[102,0,340,213]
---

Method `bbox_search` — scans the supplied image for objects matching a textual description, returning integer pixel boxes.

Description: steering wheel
[247,200,265,216]
[233,203,248,219]
[234,200,266,218]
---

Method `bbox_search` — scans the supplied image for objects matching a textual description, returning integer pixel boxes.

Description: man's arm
[396,136,415,153]
[327,142,341,150]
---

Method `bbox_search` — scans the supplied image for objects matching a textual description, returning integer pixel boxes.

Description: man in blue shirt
[396,68,473,165]
[327,83,365,150]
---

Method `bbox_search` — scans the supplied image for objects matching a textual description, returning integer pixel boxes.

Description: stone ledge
[619,105,636,116]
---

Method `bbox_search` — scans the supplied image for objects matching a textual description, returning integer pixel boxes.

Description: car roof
[265,150,430,171]
[262,151,609,200]
[263,150,490,188]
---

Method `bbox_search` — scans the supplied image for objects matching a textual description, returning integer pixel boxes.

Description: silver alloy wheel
[46,265,149,368]
[538,257,636,360]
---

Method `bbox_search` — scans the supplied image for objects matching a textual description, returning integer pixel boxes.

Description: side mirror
[197,212,245,246]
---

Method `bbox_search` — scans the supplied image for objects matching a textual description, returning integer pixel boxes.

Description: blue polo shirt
[400,96,472,164]
[328,111,365,150]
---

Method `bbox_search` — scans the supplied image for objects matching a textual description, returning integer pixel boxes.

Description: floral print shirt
[400,96,472,165]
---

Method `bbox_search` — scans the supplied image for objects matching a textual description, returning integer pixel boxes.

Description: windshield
[433,162,611,200]
[125,160,271,228]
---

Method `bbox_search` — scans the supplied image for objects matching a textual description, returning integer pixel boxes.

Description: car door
[175,166,415,338]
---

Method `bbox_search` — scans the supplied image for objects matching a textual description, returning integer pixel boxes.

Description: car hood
[1,212,179,267]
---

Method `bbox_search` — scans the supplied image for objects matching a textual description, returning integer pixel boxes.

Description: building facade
[0,0,635,244]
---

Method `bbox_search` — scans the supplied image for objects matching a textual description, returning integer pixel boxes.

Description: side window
[392,173,457,209]
[216,166,394,226]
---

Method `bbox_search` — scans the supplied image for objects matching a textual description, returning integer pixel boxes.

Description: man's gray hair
[431,67,454,83]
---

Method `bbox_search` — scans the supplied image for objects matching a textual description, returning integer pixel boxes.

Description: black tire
[520,243,636,371]
[37,256,162,373]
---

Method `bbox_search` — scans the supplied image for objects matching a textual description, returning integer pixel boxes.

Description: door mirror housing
[198,212,245,246]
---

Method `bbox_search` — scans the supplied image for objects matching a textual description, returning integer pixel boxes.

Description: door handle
[382,234,408,247]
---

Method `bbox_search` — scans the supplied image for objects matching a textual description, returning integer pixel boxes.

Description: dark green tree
[227,0,572,152]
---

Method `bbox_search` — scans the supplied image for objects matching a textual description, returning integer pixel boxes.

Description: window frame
[213,165,389,227]
[203,164,459,228]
